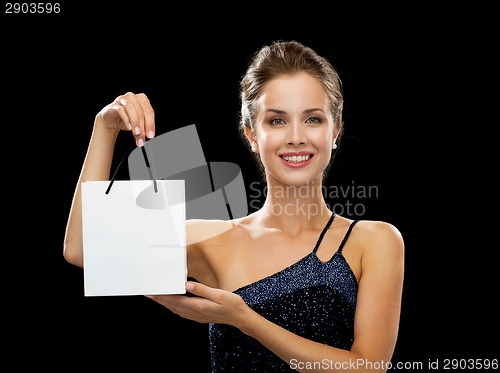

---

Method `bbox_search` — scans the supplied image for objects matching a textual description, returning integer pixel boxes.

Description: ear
[244,126,258,152]
[244,125,255,142]
[331,127,341,149]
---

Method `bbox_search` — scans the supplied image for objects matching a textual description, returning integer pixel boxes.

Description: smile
[279,154,314,168]
[281,154,311,163]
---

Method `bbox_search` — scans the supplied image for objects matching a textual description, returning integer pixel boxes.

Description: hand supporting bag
[81,145,186,296]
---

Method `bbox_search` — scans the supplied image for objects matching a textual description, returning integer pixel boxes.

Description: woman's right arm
[63,92,155,268]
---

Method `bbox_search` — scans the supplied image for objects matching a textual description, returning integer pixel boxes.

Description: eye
[306,117,321,124]
[270,118,286,126]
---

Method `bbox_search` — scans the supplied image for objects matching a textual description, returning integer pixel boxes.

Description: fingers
[113,92,155,147]
[144,283,245,325]
[185,281,223,304]
[145,282,222,305]
[144,292,218,323]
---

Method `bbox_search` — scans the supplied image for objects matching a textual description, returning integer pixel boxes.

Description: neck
[258,178,331,227]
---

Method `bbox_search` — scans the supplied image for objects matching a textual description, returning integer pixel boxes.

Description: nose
[286,123,307,147]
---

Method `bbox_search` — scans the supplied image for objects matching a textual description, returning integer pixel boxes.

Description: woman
[64,40,404,372]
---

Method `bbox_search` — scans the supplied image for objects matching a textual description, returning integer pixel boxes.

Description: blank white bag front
[81,180,186,296]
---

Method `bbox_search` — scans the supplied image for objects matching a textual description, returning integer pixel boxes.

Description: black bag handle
[105,141,158,194]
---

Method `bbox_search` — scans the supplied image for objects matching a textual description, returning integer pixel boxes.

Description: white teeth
[282,155,311,163]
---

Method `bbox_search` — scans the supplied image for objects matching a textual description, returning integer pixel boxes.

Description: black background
[2,3,497,371]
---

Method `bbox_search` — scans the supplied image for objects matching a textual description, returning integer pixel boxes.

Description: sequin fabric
[209,214,359,372]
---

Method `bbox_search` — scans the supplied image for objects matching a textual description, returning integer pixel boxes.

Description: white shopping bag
[81,179,186,296]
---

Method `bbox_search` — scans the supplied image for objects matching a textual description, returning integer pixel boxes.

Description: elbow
[63,242,84,268]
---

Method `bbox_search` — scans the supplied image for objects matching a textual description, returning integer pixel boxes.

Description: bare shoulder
[354,220,404,241]
[352,219,405,258]
[186,218,244,246]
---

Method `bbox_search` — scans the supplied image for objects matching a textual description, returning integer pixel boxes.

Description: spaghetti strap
[338,220,359,254]
[312,212,336,254]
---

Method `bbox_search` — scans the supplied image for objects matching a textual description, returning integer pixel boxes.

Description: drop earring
[251,142,256,152]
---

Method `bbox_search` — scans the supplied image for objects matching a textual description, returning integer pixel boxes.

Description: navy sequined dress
[209,213,359,372]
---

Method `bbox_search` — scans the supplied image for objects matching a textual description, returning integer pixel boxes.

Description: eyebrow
[266,108,325,115]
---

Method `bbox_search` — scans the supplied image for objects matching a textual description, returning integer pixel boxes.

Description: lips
[279,153,314,168]
[281,154,311,163]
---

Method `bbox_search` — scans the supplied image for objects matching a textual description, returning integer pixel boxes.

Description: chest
[207,229,356,292]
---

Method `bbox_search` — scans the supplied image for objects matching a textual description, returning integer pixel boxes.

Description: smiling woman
[248,73,337,184]
[63,40,404,372]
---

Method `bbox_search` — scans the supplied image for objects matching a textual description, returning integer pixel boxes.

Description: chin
[274,173,323,188]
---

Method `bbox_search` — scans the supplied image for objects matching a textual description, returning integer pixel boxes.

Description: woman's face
[251,72,336,187]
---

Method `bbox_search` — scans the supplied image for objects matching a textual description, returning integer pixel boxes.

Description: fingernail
[134,127,141,135]
[148,130,155,139]
[138,138,144,147]
[186,282,195,291]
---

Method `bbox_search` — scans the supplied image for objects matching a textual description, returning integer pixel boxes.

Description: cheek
[311,132,333,151]
[258,132,281,152]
